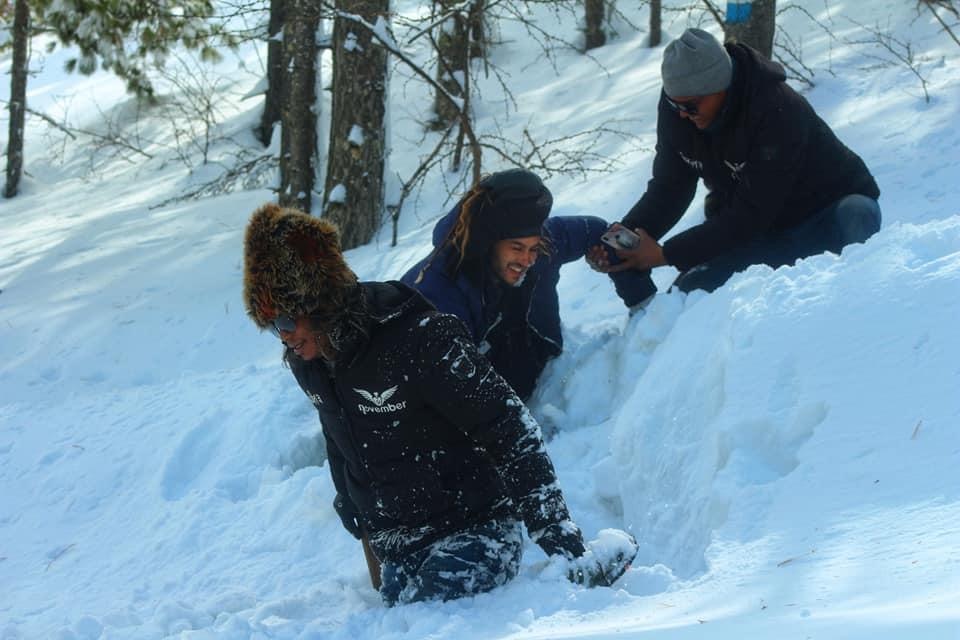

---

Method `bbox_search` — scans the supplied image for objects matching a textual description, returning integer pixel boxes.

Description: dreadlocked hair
[409,185,490,286]
[411,176,555,286]
[448,185,492,272]
[445,184,554,267]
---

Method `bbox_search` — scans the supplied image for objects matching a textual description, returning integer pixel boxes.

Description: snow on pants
[379,517,523,606]
[671,194,882,293]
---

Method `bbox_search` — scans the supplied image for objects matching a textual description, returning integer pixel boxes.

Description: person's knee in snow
[383,518,523,605]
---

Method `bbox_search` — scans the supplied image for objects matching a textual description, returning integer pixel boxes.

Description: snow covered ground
[1,1,959,638]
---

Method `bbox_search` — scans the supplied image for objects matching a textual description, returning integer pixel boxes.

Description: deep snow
[1,0,959,638]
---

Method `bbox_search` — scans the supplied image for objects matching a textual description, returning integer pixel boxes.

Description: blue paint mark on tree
[726,1,753,24]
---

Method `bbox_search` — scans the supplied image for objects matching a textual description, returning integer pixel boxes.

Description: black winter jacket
[288,281,581,562]
[623,43,880,272]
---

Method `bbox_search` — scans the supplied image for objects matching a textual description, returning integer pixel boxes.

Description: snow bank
[608,217,960,604]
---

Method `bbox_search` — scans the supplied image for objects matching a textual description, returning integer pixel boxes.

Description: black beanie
[461,169,552,261]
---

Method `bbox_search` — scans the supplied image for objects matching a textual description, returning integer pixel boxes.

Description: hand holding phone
[600,226,641,250]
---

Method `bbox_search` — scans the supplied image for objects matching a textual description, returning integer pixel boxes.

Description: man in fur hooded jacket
[242,203,636,606]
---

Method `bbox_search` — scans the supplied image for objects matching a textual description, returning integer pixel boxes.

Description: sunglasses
[270,315,297,337]
[665,95,701,116]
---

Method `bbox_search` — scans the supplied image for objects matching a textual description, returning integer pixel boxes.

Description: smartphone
[600,227,640,250]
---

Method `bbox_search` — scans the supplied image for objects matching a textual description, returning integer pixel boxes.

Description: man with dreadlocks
[242,203,637,606]
[401,169,654,400]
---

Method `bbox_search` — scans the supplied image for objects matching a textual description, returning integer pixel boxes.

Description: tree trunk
[256,0,287,147]
[467,0,486,60]
[432,0,469,129]
[278,0,319,212]
[4,0,29,199]
[323,0,389,249]
[649,0,662,48]
[584,0,605,51]
[724,0,776,59]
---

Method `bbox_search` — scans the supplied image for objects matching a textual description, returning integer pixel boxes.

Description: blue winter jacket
[401,207,654,398]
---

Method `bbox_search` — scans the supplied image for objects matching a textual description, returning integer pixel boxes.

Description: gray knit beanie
[661,28,732,98]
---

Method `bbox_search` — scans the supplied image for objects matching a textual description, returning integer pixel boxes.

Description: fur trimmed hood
[243,203,358,329]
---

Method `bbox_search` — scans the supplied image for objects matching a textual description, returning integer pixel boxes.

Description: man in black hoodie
[242,203,636,606]
[594,28,881,293]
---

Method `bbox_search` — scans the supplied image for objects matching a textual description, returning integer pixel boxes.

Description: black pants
[379,517,523,606]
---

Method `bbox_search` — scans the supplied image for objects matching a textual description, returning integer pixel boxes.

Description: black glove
[333,493,363,540]
[532,520,587,560]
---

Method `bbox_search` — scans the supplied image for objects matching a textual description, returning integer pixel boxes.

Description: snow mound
[610,218,960,586]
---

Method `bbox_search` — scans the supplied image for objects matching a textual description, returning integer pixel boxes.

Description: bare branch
[151,152,276,209]
[331,8,484,185]
[845,17,932,103]
[700,0,724,28]
[3,100,155,161]
[7,103,78,139]
[921,0,960,47]
[477,118,647,181]
[774,29,816,88]
[388,123,459,246]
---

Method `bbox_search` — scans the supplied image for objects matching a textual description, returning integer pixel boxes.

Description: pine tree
[32,0,229,98]
[2,0,231,197]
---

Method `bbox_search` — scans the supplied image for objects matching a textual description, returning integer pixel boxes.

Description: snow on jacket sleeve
[415,312,585,554]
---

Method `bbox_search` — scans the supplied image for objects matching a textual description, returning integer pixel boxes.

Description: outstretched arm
[547,216,658,306]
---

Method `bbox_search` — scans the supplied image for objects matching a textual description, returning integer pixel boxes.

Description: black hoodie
[288,281,581,562]
[623,43,880,272]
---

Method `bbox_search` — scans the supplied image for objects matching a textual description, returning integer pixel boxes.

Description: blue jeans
[379,517,523,606]
[672,194,881,293]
